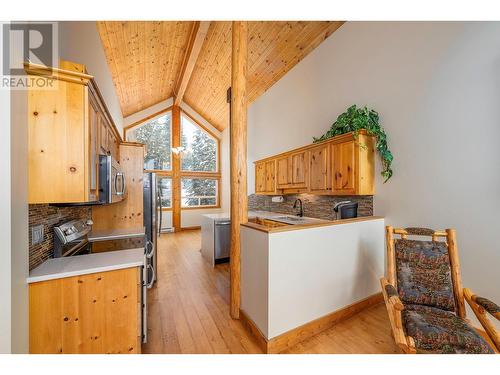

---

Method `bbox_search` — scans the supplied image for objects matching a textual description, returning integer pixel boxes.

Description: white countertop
[202,211,327,223]
[203,211,287,221]
[88,227,145,242]
[202,213,232,220]
[27,248,145,284]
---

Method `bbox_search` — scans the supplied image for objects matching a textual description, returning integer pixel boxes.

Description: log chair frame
[381,226,500,353]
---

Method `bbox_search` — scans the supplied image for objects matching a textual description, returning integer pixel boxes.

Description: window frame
[123,106,221,211]
[178,110,221,209]
[123,107,173,172]
[157,175,173,210]
[180,177,220,210]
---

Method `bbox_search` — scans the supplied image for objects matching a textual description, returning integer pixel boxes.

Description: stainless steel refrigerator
[143,172,159,287]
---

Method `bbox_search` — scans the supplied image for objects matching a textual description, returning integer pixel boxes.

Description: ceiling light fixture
[172,146,186,155]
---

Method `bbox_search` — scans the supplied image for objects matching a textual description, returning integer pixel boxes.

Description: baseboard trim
[240,292,383,354]
[181,226,201,231]
[239,310,268,353]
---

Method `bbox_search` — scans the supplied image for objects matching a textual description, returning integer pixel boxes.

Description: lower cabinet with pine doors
[254,131,375,196]
[29,267,142,354]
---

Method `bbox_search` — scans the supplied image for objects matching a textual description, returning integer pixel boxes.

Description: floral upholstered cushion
[395,239,456,311]
[403,304,494,354]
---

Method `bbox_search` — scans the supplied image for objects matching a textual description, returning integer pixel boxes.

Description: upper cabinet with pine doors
[276,150,309,193]
[26,60,122,204]
[255,159,276,195]
[254,131,375,196]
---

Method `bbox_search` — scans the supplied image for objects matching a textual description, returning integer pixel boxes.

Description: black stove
[53,219,92,257]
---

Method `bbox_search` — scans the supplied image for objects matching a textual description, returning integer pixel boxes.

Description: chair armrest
[380,277,415,353]
[464,288,500,352]
[383,280,404,311]
[467,291,500,320]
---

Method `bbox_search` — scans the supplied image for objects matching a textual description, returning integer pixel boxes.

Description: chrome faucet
[293,198,303,217]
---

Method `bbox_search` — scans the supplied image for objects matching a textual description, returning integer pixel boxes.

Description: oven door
[111,159,126,203]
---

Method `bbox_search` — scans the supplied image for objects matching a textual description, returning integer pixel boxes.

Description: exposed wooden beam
[172,105,181,232]
[229,21,248,320]
[174,21,211,106]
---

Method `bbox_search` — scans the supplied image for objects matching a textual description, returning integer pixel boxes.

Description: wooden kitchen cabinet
[26,60,122,204]
[89,94,100,200]
[276,156,290,188]
[290,151,308,187]
[92,143,145,236]
[98,112,120,161]
[309,143,331,194]
[255,162,266,193]
[29,267,142,354]
[276,151,308,191]
[332,133,375,195]
[99,113,109,155]
[332,140,356,195]
[254,131,375,196]
[255,159,276,195]
[109,127,120,161]
[265,160,276,193]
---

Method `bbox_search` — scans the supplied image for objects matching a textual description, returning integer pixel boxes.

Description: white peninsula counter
[240,216,385,352]
[200,211,320,266]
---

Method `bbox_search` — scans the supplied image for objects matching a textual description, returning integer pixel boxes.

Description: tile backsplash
[29,204,91,270]
[248,194,373,221]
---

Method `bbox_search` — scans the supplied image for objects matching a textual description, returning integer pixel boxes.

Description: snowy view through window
[127,111,218,208]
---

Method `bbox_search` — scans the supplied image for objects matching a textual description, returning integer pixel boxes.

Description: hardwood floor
[142,230,399,354]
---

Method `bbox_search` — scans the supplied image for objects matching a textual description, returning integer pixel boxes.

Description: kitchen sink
[249,211,330,227]
[273,216,306,222]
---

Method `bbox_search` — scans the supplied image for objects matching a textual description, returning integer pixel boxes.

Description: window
[126,111,172,171]
[181,178,218,208]
[124,108,221,212]
[158,177,172,209]
[181,113,217,172]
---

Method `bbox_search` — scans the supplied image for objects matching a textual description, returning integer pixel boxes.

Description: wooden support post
[447,229,466,318]
[386,226,396,286]
[229,21,248,319]
[172,104,181,232]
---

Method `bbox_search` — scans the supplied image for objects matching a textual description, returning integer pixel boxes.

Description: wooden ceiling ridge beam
[174,21,211,106]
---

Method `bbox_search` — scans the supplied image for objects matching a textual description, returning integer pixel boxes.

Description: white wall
[0,24,29,354]
[0,70,12,353]
[123,97,174,131]
[124,100,231,229]
[248,22,500,326]
[9,88,29,353]
[58,21,124,133]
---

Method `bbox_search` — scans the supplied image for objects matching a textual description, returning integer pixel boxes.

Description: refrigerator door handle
[157,189,162,236]
[141,264,148,343]
[146,264,155,289]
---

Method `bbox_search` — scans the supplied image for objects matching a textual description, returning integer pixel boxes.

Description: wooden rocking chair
[381,226,499,354]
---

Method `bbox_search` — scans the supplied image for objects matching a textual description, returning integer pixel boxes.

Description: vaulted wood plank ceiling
[97,21,344,130]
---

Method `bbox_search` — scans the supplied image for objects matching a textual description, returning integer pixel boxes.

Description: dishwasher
[214,220,231,264]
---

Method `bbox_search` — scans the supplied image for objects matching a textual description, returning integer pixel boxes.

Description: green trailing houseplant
[313,105,394,182]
